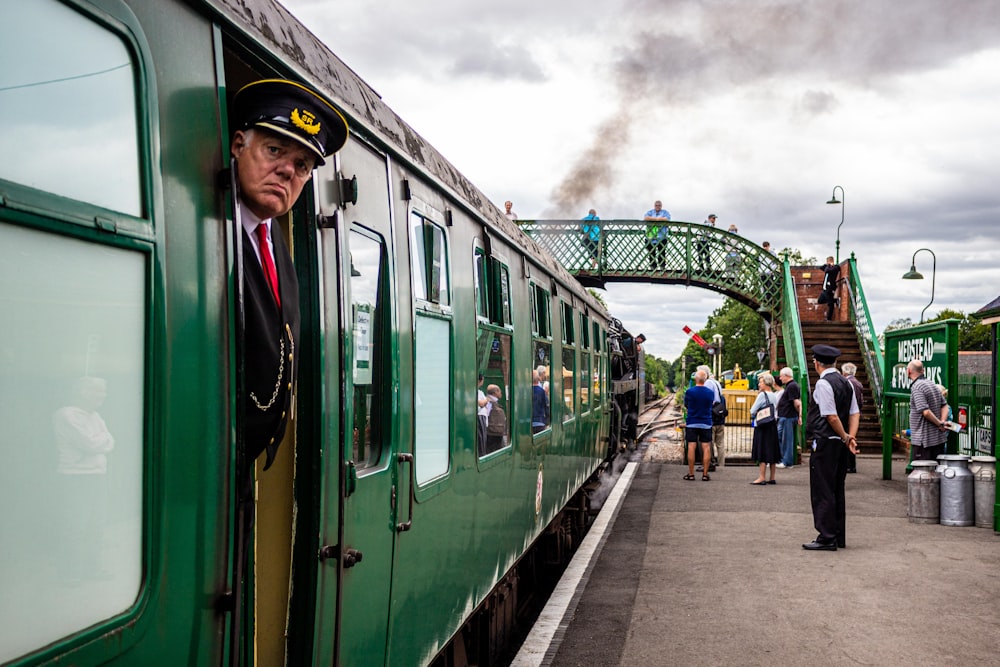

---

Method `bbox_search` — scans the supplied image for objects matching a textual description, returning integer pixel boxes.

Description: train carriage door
[314,139,398,666]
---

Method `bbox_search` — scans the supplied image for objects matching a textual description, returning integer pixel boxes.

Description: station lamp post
[712,334,723,379]
[826,185,845,264]
[901,248,936,323]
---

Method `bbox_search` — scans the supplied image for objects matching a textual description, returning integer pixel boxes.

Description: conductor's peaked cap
[233,79,348,166]
[811,344,842,364]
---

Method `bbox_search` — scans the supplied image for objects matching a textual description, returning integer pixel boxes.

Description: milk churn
[907,460,940,524]
[938,455,974,526]
[970,455,997,529]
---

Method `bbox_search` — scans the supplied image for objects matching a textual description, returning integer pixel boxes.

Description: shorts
[685,427,712,443]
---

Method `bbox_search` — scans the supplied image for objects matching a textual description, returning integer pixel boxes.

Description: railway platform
[513,455,1000,666]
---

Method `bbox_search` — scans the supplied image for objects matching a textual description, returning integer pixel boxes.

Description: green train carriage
[0,0,617,665]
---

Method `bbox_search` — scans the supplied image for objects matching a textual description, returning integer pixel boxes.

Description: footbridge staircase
[520,220,885,453]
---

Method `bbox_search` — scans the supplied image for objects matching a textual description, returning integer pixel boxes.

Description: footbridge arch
[519,220,783,318]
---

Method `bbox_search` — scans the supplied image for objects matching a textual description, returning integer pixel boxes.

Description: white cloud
[281,0,1000,361]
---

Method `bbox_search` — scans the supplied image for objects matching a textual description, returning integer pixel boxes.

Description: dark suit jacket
[242,224,300,470]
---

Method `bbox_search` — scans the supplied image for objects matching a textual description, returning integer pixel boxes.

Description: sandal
[683,474,696,481]
[702,474,711,481]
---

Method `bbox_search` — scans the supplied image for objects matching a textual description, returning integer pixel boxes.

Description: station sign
[883,319,959,399]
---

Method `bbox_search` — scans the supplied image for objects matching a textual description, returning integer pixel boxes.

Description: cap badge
[291,108,321,136]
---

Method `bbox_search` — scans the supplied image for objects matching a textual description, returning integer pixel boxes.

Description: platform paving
[515,455,1000,666]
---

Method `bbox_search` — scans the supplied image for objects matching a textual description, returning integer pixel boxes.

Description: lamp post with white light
[901,248,936,324]
[826,185,845,264]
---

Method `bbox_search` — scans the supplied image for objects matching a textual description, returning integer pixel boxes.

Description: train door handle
[396,452,414,532]
[319,544,364,568]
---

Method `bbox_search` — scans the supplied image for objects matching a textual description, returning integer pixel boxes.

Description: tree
[778,248,818,265]
[925,309,991,351]
[879,311,990,351]
[672,298,768,377]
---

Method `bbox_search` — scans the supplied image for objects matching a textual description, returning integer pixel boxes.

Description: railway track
[636,394,682,441]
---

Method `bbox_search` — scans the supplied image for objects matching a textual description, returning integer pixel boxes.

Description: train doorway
[314,138,400,666]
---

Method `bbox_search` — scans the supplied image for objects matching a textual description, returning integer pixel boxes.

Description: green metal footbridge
[519,219,886,458]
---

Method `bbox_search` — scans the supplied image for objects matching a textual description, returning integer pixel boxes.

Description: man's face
[232,129,315,220]
[654,201,662,210]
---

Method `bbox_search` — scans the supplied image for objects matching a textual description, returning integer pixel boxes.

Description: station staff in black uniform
[803,344,859,551]
[231,79,349,469]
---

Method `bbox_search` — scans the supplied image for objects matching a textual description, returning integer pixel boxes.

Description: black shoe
[837,542,846,549]
[802,541,837,551]
[708,464,717,472]
[846,468,857,473]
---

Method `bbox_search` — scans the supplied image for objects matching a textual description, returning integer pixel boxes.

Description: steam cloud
[545,0,1000,216]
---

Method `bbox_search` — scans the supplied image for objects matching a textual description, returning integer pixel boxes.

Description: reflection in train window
[349,229,386,471]
[0,223,144,662]
[477,329,511,456]
[532,340,551,434]
[561,345,575,421]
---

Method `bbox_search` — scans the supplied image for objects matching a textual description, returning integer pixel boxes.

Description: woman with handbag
[750,373,781,485]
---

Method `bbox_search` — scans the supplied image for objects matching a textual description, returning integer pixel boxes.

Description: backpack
[712,394,728,426]
[487,404,506,436]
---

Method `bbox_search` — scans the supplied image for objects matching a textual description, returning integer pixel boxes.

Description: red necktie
[255,223,281,308]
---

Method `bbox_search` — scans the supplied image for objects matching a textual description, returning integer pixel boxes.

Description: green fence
[955,374,994,457]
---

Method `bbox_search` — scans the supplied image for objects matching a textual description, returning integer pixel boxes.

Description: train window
[476,329,511,456]
[0,222,145,662]
[498,263,512,326]
[593,351,603,408]
[580,350,591,413]
[530,283,550,338]
[0,0,142,216]
[474,248,489,320]
[414,313,451,482]
[532,340,552,435]
[349,230,386,471]
[594,323,605,407]
[410,211,450,306]
[561,301,574,344]
[580,313,591,349]
[561,344,575,421]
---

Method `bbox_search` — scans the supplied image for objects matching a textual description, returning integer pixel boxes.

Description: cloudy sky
[281,0,1000,361]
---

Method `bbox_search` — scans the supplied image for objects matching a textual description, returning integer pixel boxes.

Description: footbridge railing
[779,257,810,450]
[844,253,884,411]
[519,220,784,316]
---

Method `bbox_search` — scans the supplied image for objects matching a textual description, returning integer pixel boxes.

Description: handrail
[779,257,809,449]
[846,254,884,412]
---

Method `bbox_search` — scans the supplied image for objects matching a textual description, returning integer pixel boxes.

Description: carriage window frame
[347,226,389,474]
[560,302,576,422]
[409,210,450,308]
[0,0,157,241]
[530,282,551,338]
[561,300,575,345]
[474,246,489,322]
[0,215,155,665]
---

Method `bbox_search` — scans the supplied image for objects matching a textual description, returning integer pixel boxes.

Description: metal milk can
[969,455,997,529]
[938,454,974,527]
[907,461,940,524]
